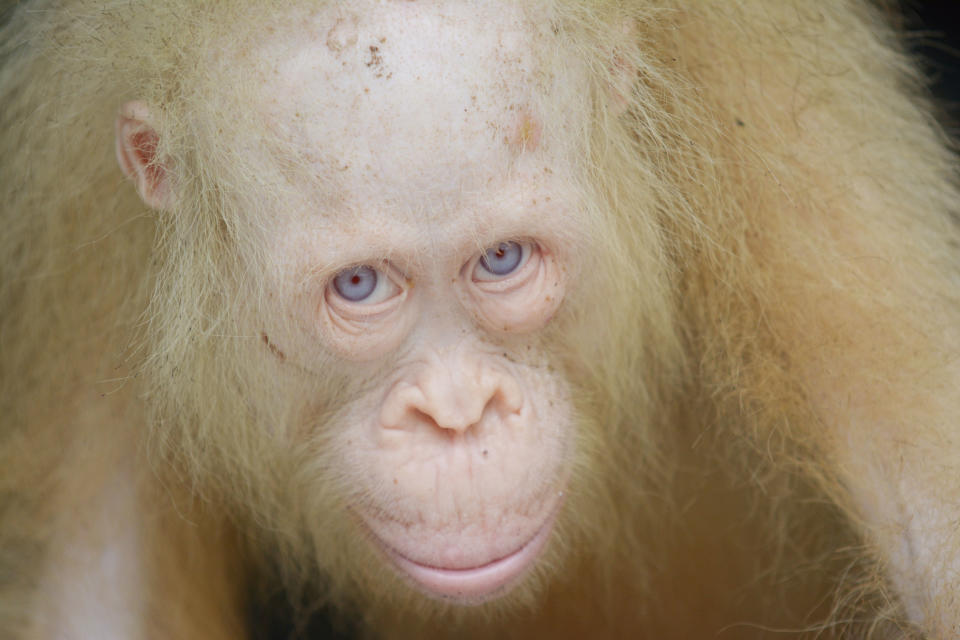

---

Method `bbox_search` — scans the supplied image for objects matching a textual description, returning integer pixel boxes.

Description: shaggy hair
[1,1,958,638]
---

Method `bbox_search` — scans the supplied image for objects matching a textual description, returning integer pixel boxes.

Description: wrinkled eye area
[333,266,379,302]
[479,241,523,276]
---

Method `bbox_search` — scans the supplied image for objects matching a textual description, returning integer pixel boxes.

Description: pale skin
[118,1,581,604]
[12,0,960,637]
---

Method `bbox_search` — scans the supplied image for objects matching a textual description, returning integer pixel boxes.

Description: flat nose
[379,352,522,434]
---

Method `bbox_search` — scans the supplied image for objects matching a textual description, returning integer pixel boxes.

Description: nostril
[379,361,524,434]
[409,407,440,430]
[493,374,523,417]
[491,390,521,421]
[380,379,481,433]
[379,382,424,431]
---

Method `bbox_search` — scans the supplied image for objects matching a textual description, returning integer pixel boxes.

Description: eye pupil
[333,266,378,302]
[480,241,523,276]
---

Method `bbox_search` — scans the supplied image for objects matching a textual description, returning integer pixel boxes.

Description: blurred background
[904,1,960,130]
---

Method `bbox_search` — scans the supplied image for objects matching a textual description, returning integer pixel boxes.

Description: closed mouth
[371,507,561,604]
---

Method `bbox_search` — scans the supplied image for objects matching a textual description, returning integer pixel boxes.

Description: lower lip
[381,511,559,604]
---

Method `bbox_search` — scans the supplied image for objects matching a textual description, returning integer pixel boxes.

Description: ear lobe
[115,100,172,210]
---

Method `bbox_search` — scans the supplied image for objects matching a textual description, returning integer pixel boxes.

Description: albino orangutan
[1,1,959,638]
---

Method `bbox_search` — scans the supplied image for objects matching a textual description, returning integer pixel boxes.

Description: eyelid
[458,239,566,335]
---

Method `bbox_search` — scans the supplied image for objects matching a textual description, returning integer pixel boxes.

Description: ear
[115,101,173,210]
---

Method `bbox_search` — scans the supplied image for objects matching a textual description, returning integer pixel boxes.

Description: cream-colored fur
[2,1,958,638]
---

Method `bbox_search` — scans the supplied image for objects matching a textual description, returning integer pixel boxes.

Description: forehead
[254,1,590,229]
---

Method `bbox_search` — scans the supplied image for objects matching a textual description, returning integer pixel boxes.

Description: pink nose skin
[379,352,523,434]
[372,504,562,604]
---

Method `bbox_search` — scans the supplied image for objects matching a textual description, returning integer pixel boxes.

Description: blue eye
[333,265,379,302]
[479,241,523,276]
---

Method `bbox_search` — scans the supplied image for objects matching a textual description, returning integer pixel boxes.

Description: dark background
[903,2,960,130]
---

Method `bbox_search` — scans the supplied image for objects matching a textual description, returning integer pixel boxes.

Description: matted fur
[1,1,958,638]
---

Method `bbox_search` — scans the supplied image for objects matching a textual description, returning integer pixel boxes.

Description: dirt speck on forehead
[248,0,590,216]
[365,44,392,79]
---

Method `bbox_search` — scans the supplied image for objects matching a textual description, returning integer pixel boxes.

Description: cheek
[482,278,565,333]
[253,290,330,373]
[243,232,328,368]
